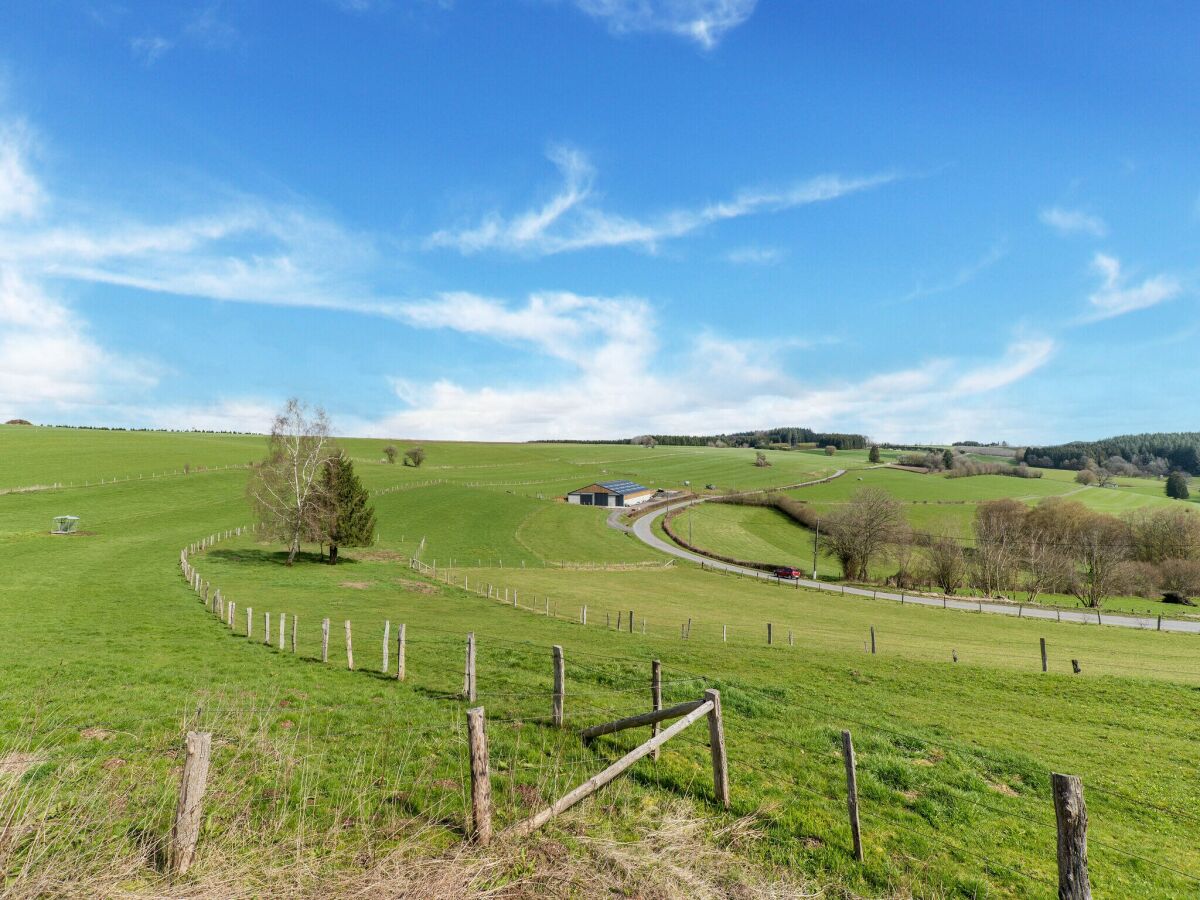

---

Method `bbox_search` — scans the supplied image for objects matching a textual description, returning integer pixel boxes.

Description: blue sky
[0,1,1196,442]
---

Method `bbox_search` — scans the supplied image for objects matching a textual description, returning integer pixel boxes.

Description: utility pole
[812,517,820,581]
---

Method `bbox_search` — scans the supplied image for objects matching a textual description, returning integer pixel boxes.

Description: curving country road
[623,480,1200,636]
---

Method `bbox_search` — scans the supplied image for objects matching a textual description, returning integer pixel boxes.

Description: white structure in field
[51,515,80,534]
[567,480,656,508]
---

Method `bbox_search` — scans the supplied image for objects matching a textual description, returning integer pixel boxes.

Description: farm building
[567,480,656,507]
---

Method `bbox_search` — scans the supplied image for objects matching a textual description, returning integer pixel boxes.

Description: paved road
[626,488,1200,636]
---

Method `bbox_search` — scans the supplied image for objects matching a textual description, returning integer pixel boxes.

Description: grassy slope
[3,431,1200,897]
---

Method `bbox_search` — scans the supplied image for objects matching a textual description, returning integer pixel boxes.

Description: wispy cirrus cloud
[724,245,783,266]
[891,242,1006,305]
[0,122,40,220]
[1085,252,1181,320]
[1040,206,1108,238]
[571,0,757,49]
[427,145,896,256]
[130,35,173,65]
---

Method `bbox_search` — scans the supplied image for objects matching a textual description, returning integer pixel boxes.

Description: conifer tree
[321,452,376,565]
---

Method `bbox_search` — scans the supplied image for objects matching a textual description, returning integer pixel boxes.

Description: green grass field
[3,427,1200,897]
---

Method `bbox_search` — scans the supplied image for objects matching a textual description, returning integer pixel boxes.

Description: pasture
[2,426,1199,898]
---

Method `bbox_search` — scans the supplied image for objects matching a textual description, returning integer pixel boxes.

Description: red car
[775,567,802,579]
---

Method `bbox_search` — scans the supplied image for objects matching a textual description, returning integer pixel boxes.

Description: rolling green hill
[2,428,1199,897]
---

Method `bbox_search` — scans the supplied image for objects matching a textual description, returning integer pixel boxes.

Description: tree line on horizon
[1023,431,1200,476]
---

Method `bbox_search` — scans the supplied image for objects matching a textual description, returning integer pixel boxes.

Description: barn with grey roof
[567,479,657,507]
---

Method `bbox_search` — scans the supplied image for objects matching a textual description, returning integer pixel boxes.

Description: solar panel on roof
[595,479,648,494]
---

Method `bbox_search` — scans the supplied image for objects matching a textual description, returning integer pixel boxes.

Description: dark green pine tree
[942,449,955,470]
[868,444,881,464]
[1166,471,1190,501]
[321,452,376,565]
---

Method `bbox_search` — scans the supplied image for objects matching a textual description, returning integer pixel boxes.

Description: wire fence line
[154,526,1200,895]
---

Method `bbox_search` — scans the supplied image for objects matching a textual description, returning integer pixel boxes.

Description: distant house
[567,480,656,508]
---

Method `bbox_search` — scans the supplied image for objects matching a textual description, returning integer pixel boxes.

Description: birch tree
[248,399,336,565]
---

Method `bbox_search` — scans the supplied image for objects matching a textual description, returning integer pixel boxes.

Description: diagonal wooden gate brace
[504,689,728,839]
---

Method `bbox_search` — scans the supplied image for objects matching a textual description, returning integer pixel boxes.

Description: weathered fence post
[722,624,727,643]
[842,730,864,862]
[279,613,286,650]
[464,632,477,701]
[870,626,876,654]
[345,620,354,670]
[1041,637,1048,673]
[382,621,390,673]
[321,618,330,663]
[767,623,773,645]
[466,707,492,846]
[552,645,564,727]
[264,612,271,646]
[651,659,662,761]
[246,607,253,639]
[291,614,297,653]
[1072,659,1081,674]
[1052,773,1091,899]
[227,601,235,629]
[396,623,406,680]
[629,609,634,633]
[169,731,212,875]
[705,689,729,809]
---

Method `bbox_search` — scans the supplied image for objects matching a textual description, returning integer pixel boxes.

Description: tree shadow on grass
[207,548,360,567]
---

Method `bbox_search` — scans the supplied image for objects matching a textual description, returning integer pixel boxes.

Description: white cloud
[0,266,156,414]
[130,35,173,65]
[724,245,783,266]
[0,123,40,220]
[1040,206,1108,238]
[428,145,895,256]
[1085,252,1181,320]
[360,289,1054,441]
[572,0,758,48]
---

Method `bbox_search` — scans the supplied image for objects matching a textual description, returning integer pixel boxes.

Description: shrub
[824,445,836,456]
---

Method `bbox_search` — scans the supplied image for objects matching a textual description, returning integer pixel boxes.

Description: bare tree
[1019,516,1075,604]
[925,536,967,595]
[972,499,1025,597]
[821,487,904,581]
[383,444,398,464]
[1127,507,1200,563]
[1070,512,1131,608]
[247,399,337,566]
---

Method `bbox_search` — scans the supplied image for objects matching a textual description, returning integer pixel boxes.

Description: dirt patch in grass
[352,549,409,562]
[80,727,114,741]
[340,581,374,590]
[395,579,440,595]
[0,752,40,776]
[988,780,1020,797]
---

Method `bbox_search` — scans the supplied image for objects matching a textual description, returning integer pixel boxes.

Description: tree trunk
[328,544,338,565]
[286,534,300,566]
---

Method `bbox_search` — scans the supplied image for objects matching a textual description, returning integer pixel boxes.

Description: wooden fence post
[466,707,492,846]
[264,612,271,646]
[722,624,727,643]
[169,731,212,875]
[767,623,773,645]
[321,618,330,663]
[651,659,663,761]
[842,730,864,862]
[705,689,729,809]
[345,620,354,670]
[382,621,390,674]
[870,626,876,655]
[1052,773,1091,899]
[1072,659,1081,674]
[291,615,297,653]
[1041,637,1048,673]
[552,645,564,727]
[629,609,634,633]
[464,632,477,701]
[279,613,286,650]
[246,607,252,639]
